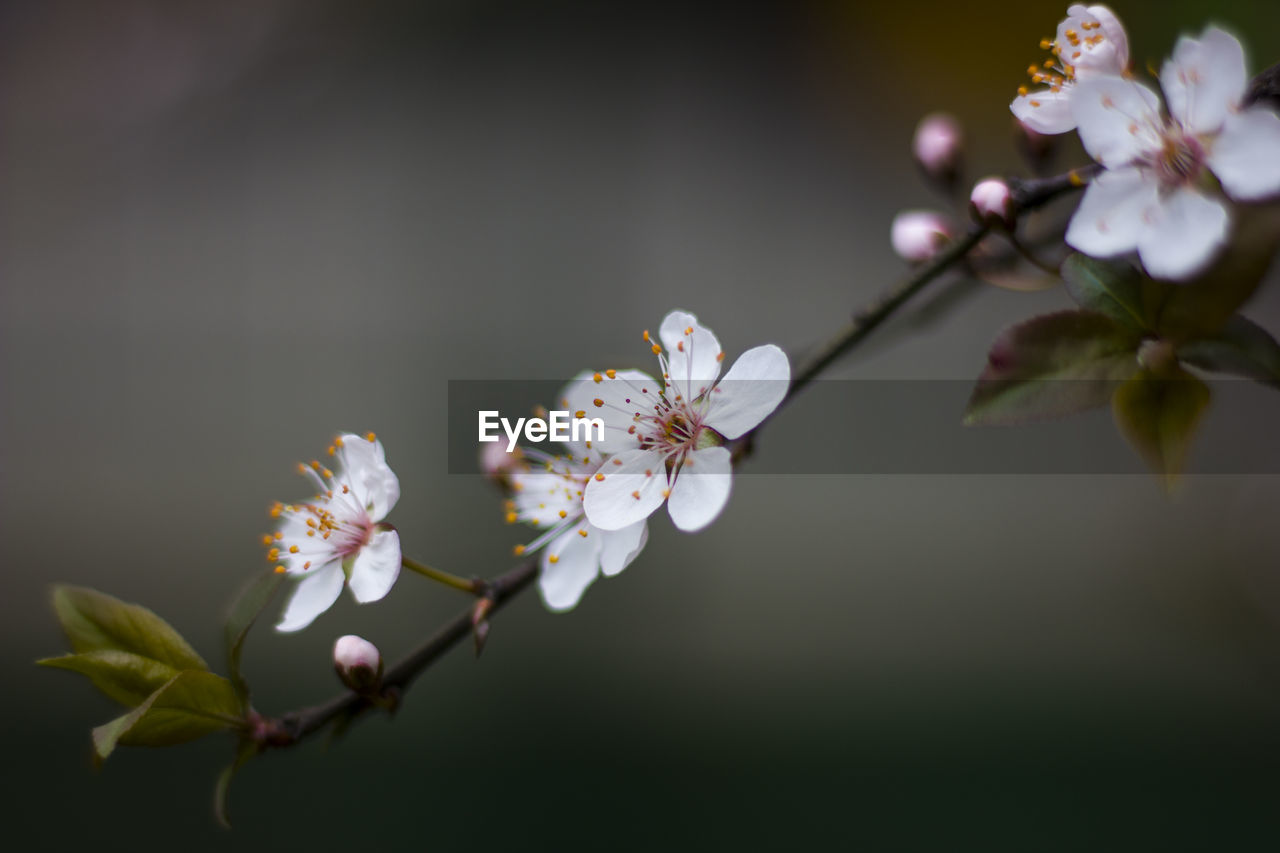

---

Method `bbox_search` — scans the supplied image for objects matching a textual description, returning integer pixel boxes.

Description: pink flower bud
[912,113,963,183]
[969,178,1013,227]
[334,634,383,693]
[890,211,955,264]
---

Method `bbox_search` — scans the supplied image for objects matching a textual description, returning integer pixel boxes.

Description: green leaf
[214,739,259,829]
[964,311,1142,425]
[37,651,180,707]
[92,670,244,761]
[1061,254,1169,332]
[51,586,208,672]
[1177,315,1280,387]
[224,571,284,708]
[1112,366,1211,485]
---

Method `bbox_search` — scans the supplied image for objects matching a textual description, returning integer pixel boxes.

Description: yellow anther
[651,344,662,354]
[578,529,588,538]
[631,490,641,500]
[274,565,287,574]
[1043,59,1054,68]
[684,326,693,334]
[307,518,317,528]
[289,545,299,553]
[1018,86,1029,96]
[274,531,283,540]
[303,561,311,569]
[334,436,344,447]
[593,372,603,383]
[322,468,333,479]
[605,369,617,379]
[267,549,280,561]
[513,544,526,556]
[575,409,586,418]
[594,473,605,481]
[1029,100,1041,107]
[1027,64,1040,76]
[716,352,725,362]
[642,330,651,341]
[548,554,559,564]
[559,510,567,518]
[310,460,321,470]
[261,535,273,546]
[297,463,309,475]
[593,398,604,407]
[662,489,671,498]
[1039,38,1052,50]
[365,432,376,442]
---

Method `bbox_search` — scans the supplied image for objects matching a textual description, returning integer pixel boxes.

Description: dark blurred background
[5,0,1280,848]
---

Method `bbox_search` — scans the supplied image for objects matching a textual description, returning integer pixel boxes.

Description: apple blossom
[1010,5,1129,134]
[577,311,789,534]
[267,433,402,633]
[505,381,648,610]
[1065,27,1280,279]
[891,211,955,263]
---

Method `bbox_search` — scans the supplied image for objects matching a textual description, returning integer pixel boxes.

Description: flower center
[1149,129,1205,189]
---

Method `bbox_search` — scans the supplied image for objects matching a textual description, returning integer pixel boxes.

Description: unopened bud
[969,178,1014,228]
[333,634,383,693]
[890,211,955,264]
[1137,338,1178,375]
[912,112,963,186]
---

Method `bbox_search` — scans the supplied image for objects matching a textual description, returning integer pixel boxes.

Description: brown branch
[252,164,1095,749]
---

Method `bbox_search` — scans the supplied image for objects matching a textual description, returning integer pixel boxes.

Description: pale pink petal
[597,520,648,577]
[1136,187,1229,280]
[1208,108,1280,201]
[1011,89,1077,135]
[538,525,601,612]
[659,310,723,403]
[276,563,345,632]
[1065,166,1158,257]
[1161,27,1246,135]
[704,344,790,440]
[1081,5,1129,74]
[1072,76,1162,167]
[338,435,400,521]
[346,528,401,604]
[582,448,668,531]
[666,447,733,533]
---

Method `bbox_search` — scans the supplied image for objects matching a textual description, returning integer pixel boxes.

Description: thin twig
[253,164,1094,749]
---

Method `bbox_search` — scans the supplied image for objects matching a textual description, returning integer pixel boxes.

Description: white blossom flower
[267,433,402,632]
[1010,5,1129,134]
[891,211,955,263]
[1065,27,1280,279]
[505,386,648,611]
[577,311,789,534]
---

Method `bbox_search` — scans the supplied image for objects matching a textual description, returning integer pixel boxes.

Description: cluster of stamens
[1017,19,1108,103]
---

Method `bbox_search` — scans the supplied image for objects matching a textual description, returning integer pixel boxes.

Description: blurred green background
[4,0,1280,848]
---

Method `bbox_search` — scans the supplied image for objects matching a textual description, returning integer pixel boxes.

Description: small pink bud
[912,112,963,183]
[969,178,1013,227]
[890,211,955,264]
[334,634,383,693]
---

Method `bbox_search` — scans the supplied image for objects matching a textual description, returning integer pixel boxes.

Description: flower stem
[401,556,483,595]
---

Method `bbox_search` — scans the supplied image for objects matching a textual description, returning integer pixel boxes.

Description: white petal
[1137,188,1229,280]
[582,448,668,531]
[1011,88,1077,135]
[276,563,345,632]
[659,310,723,404]
[563,369,656,455]
[1080,5,1129,74]
[346,528,401,604]
[1072,76,1162,167]
[1064,166,1159,257]
[666,446,733,533]
[1208,108,1280,201]
[597,519,648,577]
[704,344,790,440]
[538,526,601,612]
[338,435,400,521]
[1161,27,1246,135]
